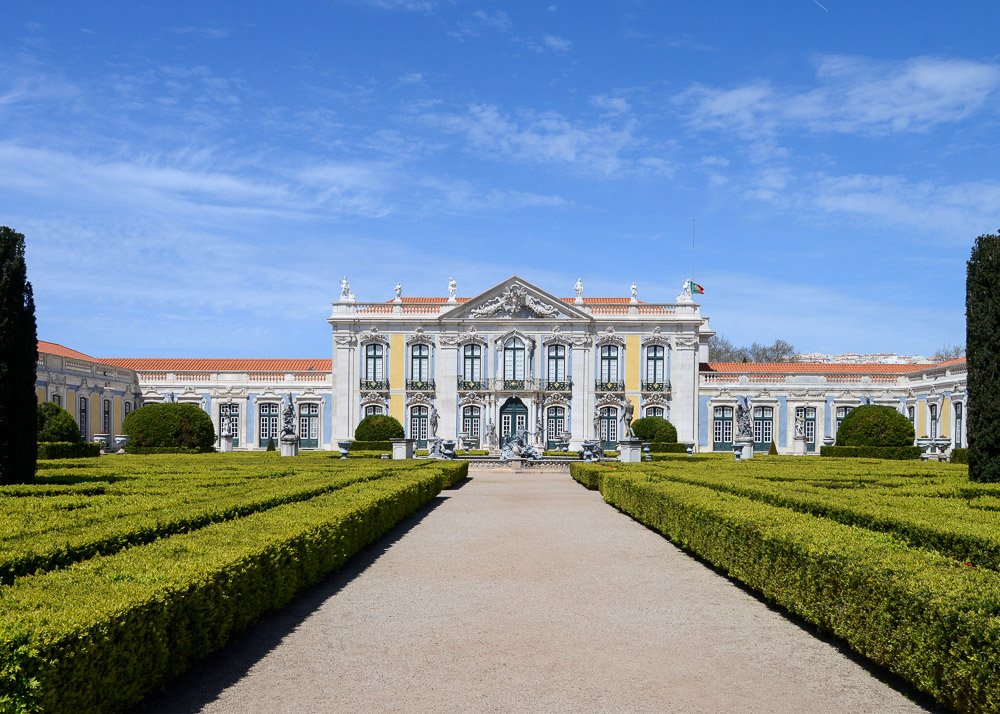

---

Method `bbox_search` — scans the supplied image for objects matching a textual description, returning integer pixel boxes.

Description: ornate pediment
[406,327,434,346]
[445,276,591,323]
[642,326,671,348]
[595,326,626,348]
[360,326,388,345]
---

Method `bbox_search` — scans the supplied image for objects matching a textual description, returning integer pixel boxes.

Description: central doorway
[499,397,528,441]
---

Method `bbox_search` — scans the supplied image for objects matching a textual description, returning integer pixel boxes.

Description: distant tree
[0,226,38,484]
[967,230,1000,482]
[709,335,796,363]
[931,344,964,361]
[37,402,82,443]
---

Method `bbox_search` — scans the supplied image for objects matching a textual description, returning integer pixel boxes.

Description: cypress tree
[0,226,38,484]
[967,230,1000,482]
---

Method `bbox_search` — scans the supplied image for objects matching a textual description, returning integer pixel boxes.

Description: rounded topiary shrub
[123,403,215,451]
[354,414,404,441]
[631,416,678,443]
[37,402,81,443]
[835,405,914,447]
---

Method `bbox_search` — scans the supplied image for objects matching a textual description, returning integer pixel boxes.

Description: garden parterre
[0,453,467,712]
[571,457,1000,713]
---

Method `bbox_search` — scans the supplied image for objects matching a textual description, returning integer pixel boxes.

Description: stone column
[332,333,357,442]
[670,336,699,445]
[437,339,459,439]
[570,338,591,450]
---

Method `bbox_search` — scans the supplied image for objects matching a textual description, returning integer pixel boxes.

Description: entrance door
[546,406,566,449]
[599,406,618,450]
[462,406,481,447]
[410,405,429,447]
[499,397,528,441]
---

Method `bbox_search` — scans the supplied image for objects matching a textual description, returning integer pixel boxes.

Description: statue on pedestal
[394,282,402,301]
[574,277,584,300]
[735,396,753,439]
[448,277,457,301]
[486,419,498,450]
[621,398,635,439]
[630,281,638,302]
[795,411,806,438]
[429,406,439,438]
[340,276,351,301]
[281,393,296,438]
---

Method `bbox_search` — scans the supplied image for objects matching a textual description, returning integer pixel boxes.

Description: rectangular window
[463,345,482,382]
[410,345,429,382]
[258,403,279,446]
[220,403,240,447]
[954,402,963,448]
[103,399,111,434]
[645,345,665,383]
[364,405,383,417]
[929,404,938,438]
[365,344,384,382]
[547,345,566,382]
[600,346,619,383]
[79,397,88,441]
[53,394,61,407]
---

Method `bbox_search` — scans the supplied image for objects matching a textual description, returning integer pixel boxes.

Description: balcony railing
[360,378,389,391]
[641,380,670,392]
[544,380,573,391]
[458,378,489,391]
[595,380,625,392]
[406,379,435,391]
[500,378,535,391]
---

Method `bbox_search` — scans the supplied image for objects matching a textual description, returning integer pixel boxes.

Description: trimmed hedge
[348,440,392,451]
[631,416,678,443]
[37,442,101,460]
[123,403,215,450]
[37,402,81,443]
[952,447,969,464]
[581,465,1000,712]
[354,415,404,441]
[649,442,688,453]
[820,445,922,460]
[0,462,467,712]
[124,445,214,455]
[835,404,914,447]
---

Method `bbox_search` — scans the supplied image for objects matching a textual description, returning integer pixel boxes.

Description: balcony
[406,379,435,392]
[595,380,625,392]
[458,378,489,391]
[641,380,670,392]
[359,379,389,391]
[499,378,538,392]
[544,379,573,392]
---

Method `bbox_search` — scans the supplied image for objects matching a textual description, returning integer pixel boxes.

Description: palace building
[53,275,963,455]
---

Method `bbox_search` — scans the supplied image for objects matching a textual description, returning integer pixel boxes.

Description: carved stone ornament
[642,327,671,347]
[496,330,535,359]
[458,392,486,407]
[570,335,592,348]
[360,392,388,409]
[642,393,669,408]
[674,335,699,349]
[406,392,433,407]
[543,392,570,407]
[455,325,487,347]
[595,326,626,348]
[595,391,624,408]
[469,282,560,319]
[543,325,572,347]
[439,334,460,347]
[406,327,434,346]
[362,326,387,344]
[334,333,358,347]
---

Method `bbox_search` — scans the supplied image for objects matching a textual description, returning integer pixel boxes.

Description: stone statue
[735,397,752,439]
[676,279,693,304]
[429,406,439,437]
[281,394,296,437]
[448,277,457,300]
[630,281,638,301]
[535,413,544,445]
[486,419,498,449]
[499,427,541,461]
[220,416,231,438]
[394,282,402,300]
[795,411,806,438]
[340,277,351,300]
[621,398,635,439]
[593,410,601,440]
[574,277,584,299]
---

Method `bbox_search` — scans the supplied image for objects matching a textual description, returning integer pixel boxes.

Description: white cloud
[450,9,511,38]
[398,72,424,85]
[683,55,1000,137]
[170,26,230,39]
[590,94,630,115]
[541,34,572,53]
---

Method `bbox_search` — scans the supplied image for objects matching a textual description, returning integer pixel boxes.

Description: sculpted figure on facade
[574,277,584,300]
[630,281,638,302]
[281,394,296,437]
[795,411,806,438]
[429,406,439,437]
[448,277,457,301]
[735,396,753,438]
[470,283,559,319]
[621,398,635,439]
[394,282,402,301]
[340,277,351,301]
[486,419,498,450]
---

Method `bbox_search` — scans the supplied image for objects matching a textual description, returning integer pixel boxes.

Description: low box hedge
[951,447,969,464]
[583,466,1000,712]
[124,445,215,455]
[648,442,688,453]
[819,445,922,460]
[0,463,466,712]
[36,442,101,459]
[346,440,393,451]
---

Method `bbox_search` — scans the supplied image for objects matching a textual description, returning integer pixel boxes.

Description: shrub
[37,442,101,459]
[951,447,969,464]
[631,416,677,443]
[648,442,688,453]
[968,230,1000,482]
[820,445,922,460]
[37,402,81,443]
[835,405,914,447]
[122,403,215,451]
[348,440,393,451]
[768,440,778,455]
[354,415,404,441]
[266,437,276,452]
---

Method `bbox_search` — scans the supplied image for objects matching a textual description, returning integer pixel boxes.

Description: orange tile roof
[38,340,97,362]
[933,357,967,368]
[100,358,332,373]
[703,361,934,375]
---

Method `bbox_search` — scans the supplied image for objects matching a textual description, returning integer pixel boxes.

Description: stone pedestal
[735,437,754,460]
[792,436,807,455]
[391,438,414,460]
[618,438,643,463]
[219,434,234,453]
[280,435,299,457]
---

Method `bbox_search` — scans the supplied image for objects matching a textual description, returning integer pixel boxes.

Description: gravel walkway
[141,467,929,713]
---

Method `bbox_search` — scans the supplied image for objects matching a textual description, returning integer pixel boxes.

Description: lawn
[0,453,467,713]
[572,456,1000,713]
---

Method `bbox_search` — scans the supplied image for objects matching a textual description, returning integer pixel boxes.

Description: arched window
[462,344,482,387]
[645,406,664,418]
[364,344,384,384]
[504,337,525,381]
[299,403,319,448]
[364,404,383,417]
[410,344,430,383]
[258,403,279,447]
[645,345,665,387]
[599,345,619,386]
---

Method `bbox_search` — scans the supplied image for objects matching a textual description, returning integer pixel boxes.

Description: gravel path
[141,467,929,713]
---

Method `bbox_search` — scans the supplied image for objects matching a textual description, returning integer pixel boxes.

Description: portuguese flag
[687,280,705,295]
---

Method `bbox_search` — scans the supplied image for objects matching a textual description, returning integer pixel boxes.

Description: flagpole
[691,218,696,282]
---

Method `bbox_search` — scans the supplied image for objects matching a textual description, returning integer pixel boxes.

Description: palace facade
[73,276,964,454]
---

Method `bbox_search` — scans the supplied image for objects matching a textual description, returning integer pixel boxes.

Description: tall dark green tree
[967,229,1000,482]
[0,227,38,484]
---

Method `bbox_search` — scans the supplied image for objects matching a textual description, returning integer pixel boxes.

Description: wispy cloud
[170,26,230,39]
[590,93,630,115]
[541,34,572,53]
[449,9,512,38]
[682,55,1000,137]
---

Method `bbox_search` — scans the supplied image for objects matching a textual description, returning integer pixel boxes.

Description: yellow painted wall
[66,390,76,420]
[390,334,405,422]
[114,397,122,434]
[36,386,46,402]
[941,398,951,437]
[916,400,926,437]
[625,335,640,391]
[91,394,101,435]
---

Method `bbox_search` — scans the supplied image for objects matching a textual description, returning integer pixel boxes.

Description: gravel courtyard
[140,467,928,713]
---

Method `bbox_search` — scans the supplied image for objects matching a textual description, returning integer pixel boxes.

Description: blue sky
[2,1,997,358]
